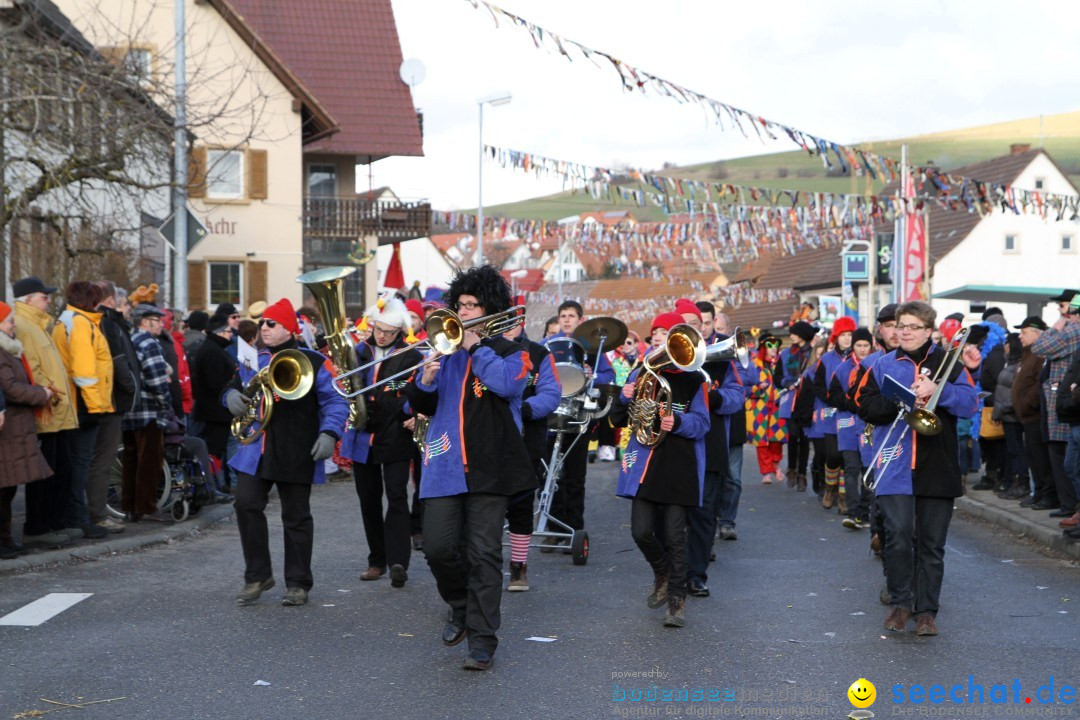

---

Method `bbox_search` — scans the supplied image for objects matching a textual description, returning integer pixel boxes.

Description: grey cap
[131,303,165,322]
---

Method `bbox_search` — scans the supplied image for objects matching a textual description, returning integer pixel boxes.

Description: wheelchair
[105,439,214,522]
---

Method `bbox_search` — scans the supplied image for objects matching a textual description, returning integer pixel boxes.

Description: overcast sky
[369,0,1080,212]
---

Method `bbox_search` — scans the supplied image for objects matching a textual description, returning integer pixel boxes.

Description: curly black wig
[445,264,512,316]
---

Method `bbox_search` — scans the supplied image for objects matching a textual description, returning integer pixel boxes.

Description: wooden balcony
[303,196,432,245]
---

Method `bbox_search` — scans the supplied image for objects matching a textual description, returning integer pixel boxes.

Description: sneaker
[857,519,872,530]
[62,527,85,540]
[463,649,494,671]
[389,564,408,588]
[22,532,71,549]
[647,572,668,608]
[776,468,787,485]
[663,596,686,628]
[281,587,309,606]
[508,562,529,592]
[719,525,737,541]
[96,518,126,534]
[761,473,774,485]
[236,577,275,605]
[81,524,108,539]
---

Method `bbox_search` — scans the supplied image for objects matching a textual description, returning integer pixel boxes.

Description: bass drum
[546,336,587,397]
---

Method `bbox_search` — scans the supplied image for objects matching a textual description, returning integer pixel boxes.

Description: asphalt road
[2,452,1077,720]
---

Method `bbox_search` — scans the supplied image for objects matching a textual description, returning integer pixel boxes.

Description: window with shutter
[188,261,207,309]
[248,149,268,200]
[246,261,267,306]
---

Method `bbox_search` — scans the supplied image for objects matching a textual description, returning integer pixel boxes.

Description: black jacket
[98,306,141,415]
[701,358,731,472]
[358,337,422,464]
[979,344,1006,408]
[157,333,183,418]
[191,332,237,424]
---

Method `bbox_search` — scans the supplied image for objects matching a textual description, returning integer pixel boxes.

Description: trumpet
[628,324,748,447]
[231,349,315,445]
[331,304,525,398]
[862,327,969,490]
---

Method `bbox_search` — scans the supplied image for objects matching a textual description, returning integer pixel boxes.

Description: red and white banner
[902,173,927,301]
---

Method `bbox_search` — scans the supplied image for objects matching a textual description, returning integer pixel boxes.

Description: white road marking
[0,593,93,626]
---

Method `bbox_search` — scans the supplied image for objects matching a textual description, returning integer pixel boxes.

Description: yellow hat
[247,300,267,319]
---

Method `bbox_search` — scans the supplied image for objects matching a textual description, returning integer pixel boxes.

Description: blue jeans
[65,420,101,528]
[1066,425,1080,503]
[717,445,743,527]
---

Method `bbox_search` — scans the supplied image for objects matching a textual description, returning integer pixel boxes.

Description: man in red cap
[225,298,349,607]
[404,299,427,345]
[612,311,710,627]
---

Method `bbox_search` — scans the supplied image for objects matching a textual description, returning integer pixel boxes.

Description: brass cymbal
[572,316,627,355]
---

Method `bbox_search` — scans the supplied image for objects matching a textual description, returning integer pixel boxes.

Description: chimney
[1010,143,1032,155]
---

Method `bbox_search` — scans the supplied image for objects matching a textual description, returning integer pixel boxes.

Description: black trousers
[687,470,721,585]
[234,473,314,591]
[786,424,810,474]
[979,437,1006,482]
[24,430,71,536]
[423,493,509,655]
[353,460,412,570]
[631,497,689,599]
[810,437,826,493]
[409,448,423,535]
[1002,422,1029,480]
[1023,420,1055,503]
[548,432,588,530]
[877,494,954,616]
[1047,441,1077,512]
[823,432,842,470]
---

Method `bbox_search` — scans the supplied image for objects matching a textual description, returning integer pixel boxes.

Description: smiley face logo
[847,678,876,708]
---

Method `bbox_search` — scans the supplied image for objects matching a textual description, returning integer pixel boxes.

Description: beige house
[56,0,425,314]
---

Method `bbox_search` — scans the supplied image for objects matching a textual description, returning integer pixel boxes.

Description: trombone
[628,324,749,446]
[331,305,525,399]
[863,327,970,491]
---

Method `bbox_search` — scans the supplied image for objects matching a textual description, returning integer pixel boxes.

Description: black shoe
[81,524,108,539]
[463,649,493,671]
[971,479,995,491]
[1030,499,1057,510]
[1049,508,1074,518]
[1019,496,1037,507]
[1065,527,1080,540]
[0,540,27,556]
[389,564,408,588]
[688,580,710,598]
[0,545,18,560]
[442,616,466,646]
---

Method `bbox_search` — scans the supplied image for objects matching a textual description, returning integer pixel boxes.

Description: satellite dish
[399,58,427,88]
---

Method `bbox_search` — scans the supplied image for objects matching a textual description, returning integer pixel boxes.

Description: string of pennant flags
[523,285,798,324]
[433,202,876,268]
[484,144,1080,222]
[463,0,901,180]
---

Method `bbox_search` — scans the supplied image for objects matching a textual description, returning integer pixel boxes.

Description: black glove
[521,402,534,421]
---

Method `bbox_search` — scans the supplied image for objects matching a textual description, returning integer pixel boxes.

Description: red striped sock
[509,533,531,565]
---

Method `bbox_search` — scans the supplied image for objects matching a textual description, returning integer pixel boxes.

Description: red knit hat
[0,301,11,323]
[829,316,857,343]
[262,298,300,335]
[651,312,684,334]
[674,298,702,320]
[405,298,425,321]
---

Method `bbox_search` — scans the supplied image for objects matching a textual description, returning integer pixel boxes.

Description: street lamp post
[476,92,512,267]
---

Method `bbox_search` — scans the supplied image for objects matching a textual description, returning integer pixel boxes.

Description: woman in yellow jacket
[51,281,113,539]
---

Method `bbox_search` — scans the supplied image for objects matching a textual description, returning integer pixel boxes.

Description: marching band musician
[405,265,536,671]
[778,321,817,491]
[542,301,615,540]
[403,298,427,552]
[684,301,746,599]
[340,297,423,588]
[502,301,562,592]
[828,327,875,530]
[853,301,979,636]
[611,312,710,628]
[226,298,349,607]
[813,316,856,512]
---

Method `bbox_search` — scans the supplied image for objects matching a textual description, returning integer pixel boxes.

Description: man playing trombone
[853,301,978,637]
[405,265,536,671]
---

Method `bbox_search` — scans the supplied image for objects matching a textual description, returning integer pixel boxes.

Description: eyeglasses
[372,325,400,336]
[258,319,277,328]
[896,323,929,332]
[456,301,482,311]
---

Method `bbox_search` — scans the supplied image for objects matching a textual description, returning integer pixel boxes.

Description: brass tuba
[230,349,314,445]
[296,266,367,429]
[628,324,748,447]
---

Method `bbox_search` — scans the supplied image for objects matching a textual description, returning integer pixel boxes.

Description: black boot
[663,595,686,627]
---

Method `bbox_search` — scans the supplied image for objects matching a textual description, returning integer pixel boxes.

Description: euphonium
[296,266,367,429]
[230,349,314,445]
[412,415,430,451]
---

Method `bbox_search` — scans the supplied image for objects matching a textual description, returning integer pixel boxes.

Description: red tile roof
[227,0,424,160]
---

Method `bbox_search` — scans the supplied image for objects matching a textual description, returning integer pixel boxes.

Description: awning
[932,285,1062,305]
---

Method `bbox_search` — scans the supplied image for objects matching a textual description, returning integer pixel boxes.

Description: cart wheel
[171,499,190,522]
[570,529,589,566]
